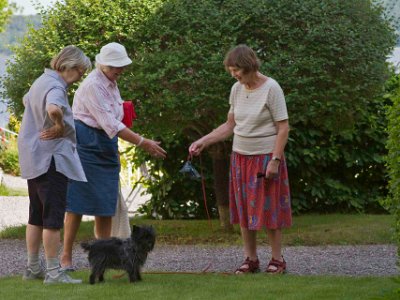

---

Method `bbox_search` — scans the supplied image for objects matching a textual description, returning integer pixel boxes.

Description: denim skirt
[66,120,119,216]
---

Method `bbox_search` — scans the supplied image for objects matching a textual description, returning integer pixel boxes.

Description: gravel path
[0,173,398,278]
[0,240,398,278]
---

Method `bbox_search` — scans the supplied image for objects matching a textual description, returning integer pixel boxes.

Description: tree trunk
[210,142,233,231]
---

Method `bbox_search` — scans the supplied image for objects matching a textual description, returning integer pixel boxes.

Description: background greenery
[1,0,396,219]
[128,0,396,217]
[0,132,20,176]
[0,214,395,246]
[0,0,12,33]
[386,73,400,259]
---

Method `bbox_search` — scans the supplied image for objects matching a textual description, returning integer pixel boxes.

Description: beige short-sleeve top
[229,77,288,155]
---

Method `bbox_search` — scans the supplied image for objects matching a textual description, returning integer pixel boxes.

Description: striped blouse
[229,77,288,155]
[72,68,126,138]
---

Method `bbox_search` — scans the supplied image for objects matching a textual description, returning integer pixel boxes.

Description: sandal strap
[266,257,286,273]
[235,257,260,273]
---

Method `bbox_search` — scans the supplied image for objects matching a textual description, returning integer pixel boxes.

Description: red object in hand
[122,101,137,128]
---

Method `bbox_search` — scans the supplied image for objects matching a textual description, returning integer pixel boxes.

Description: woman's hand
[40,123,65,140]
[140,138,167,159]
[188,112,235,156]
[41,104,65,140]
[189,140,206,156]
[265,160,280,179]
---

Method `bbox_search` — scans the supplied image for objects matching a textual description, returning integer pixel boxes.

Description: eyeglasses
[75,67,85,77]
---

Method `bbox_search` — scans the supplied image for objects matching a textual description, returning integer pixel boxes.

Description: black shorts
[27,158,68,229]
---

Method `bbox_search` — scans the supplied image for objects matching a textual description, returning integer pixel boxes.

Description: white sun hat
[95,42,132,67]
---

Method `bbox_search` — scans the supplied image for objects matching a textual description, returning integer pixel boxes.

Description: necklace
[245,75,268,98]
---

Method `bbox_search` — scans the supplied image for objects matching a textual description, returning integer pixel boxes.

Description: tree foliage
[2,0,164,115]
[0,0,12,33]
[385,72,400,259]
[129,0,396,214]
[2,0,396,218]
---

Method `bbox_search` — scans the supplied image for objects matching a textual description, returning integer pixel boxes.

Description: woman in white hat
[60,42,166,270]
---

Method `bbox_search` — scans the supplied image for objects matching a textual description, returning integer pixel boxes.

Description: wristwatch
[271,156,281,162]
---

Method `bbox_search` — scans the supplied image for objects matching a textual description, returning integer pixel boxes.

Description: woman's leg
[25,224,43,273]
[235,227,259,273]
[241,227,258,260]
[266,228,285,272]
[60,212,82,268]
[267,228,282,259]
[94,216,112,239]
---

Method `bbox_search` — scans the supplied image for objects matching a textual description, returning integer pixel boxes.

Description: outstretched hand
[140,139,167,159]
[188,140,205,156]
[40,123,65,140]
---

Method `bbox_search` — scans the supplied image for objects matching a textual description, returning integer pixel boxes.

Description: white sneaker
[22,267,45,280]
[43,270,82,284]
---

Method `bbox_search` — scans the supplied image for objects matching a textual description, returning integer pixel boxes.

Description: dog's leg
[90,263,104,284]
[127,266,138,283]
[89,270,96,285]
[136,268,142,281]
[99,272,104,283]
[130,266,142,282]
[97,266,106,283]
[128,273,137,283]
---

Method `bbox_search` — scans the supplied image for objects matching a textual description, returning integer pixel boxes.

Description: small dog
[81,225,156,284]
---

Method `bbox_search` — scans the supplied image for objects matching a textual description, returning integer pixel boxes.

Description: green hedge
[1,0,397,218]
[127,0,397,215]
[386,73,400,259]
[0,137,20,176]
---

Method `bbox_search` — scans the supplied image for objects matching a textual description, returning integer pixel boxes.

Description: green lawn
[0,214,398,299]
[0,272,399,300]
[0,184,28,196]
[1,213,394,246]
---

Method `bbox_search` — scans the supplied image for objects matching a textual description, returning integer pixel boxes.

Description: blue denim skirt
[66,120,119,216]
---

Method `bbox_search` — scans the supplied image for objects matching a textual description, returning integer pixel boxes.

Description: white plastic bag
[111,188,131,238]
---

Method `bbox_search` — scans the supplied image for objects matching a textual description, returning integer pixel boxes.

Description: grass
[0,214,398,299]
[1,213,394,246]
[0,272,398,300]
[0,184,28,196]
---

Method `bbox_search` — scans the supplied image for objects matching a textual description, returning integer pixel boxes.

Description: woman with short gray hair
[18,45,91,284]
[50,45,91,72]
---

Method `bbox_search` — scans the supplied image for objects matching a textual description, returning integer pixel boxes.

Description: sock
[46,258,60,277]
[27,254,41,273]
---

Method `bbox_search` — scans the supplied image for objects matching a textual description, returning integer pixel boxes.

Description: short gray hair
[50,45,92,72]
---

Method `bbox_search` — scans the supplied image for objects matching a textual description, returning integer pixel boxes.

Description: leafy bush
[135,135,216,219]
[129,0,396,214]
[0,136,20,176]
[385,72,400,259]
[0,0,12,33]
[1,0,396,218]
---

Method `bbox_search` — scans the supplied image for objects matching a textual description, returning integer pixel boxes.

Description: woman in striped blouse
[189,45,292,274]
[60,42,166,270]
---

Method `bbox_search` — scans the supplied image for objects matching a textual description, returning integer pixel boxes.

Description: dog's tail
[80,241,91,252]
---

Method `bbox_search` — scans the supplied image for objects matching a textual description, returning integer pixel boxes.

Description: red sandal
[235,257,260,274]
[266,257,286,274]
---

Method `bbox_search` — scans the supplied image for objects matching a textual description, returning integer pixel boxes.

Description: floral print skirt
[229,152,292,230]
